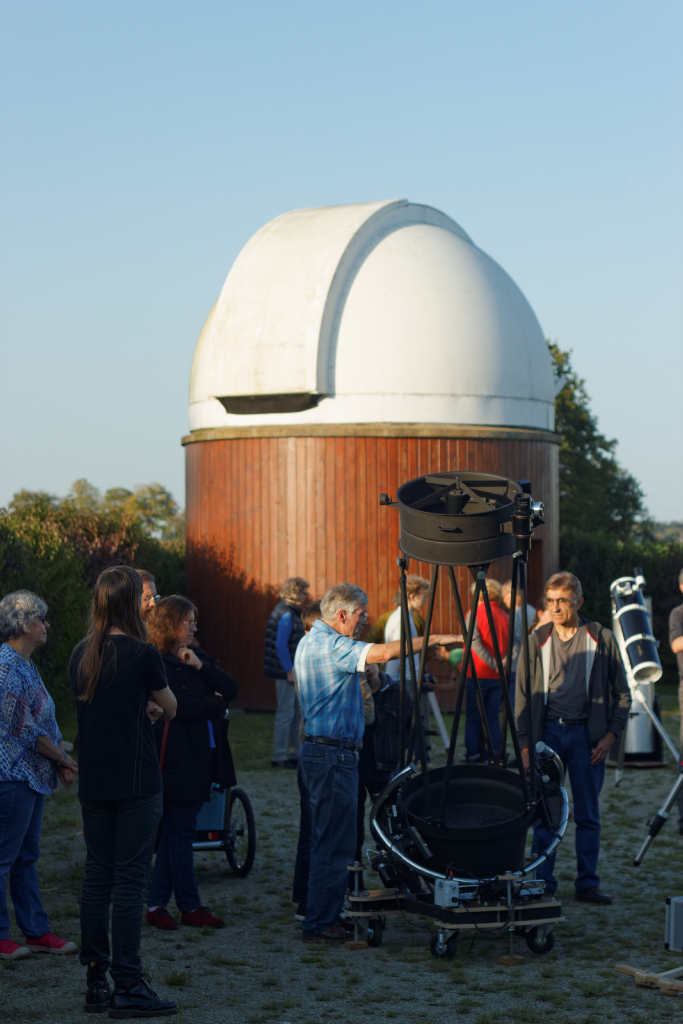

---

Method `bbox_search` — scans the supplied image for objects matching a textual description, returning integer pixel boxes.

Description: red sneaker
[24,932,77,955]
[180,906,225,929]
[0,939,31,960]
[146,907,179,930]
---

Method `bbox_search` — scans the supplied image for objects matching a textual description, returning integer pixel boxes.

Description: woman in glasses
[145,596,238,931]
[0,590,79,961]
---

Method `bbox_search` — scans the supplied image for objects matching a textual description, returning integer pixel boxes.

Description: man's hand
[146,701,165,723]
[521,747,529,771]
[179,647,203,670]
[364,663,381,693]
[591,731,616,765]
[286,670,295,683]
[427,634,463,648]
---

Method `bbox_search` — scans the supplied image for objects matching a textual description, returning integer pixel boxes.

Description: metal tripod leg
[634,770,683,866]
[427,690,449,750]
[632,690,679,762]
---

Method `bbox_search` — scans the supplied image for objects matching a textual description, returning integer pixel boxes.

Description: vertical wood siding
[185,437,559,709]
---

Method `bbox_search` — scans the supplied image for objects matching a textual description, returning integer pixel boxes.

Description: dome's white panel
[189,200,554,432]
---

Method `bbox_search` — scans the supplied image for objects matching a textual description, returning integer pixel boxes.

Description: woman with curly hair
[145,596,238,932]
[0,590,79,961]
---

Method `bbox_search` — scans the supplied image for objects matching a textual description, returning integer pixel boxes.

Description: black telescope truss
[383,471,543,820]
[371,472,568,884]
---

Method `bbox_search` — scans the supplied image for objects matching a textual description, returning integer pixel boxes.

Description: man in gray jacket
[515,571,630,905]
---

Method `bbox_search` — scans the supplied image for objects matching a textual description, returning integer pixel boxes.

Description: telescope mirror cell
[395,470,523,566]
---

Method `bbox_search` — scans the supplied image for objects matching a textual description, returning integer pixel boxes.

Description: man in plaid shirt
[295,581,459,942]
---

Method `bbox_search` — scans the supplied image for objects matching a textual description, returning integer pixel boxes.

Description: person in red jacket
[464,579,508,763]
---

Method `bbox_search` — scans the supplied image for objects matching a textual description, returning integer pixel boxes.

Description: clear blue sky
[2,1,682,520]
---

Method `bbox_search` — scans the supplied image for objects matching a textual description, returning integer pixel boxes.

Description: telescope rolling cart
[346,472,569,962]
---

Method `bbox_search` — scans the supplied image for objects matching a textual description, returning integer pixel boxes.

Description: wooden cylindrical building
[184,200,560,708]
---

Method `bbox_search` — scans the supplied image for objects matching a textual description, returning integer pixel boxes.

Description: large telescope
[610,569,672,781]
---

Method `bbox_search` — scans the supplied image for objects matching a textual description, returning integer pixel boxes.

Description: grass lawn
[3,693,683,1023]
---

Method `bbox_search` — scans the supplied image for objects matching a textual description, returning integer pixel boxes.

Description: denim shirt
[0,644,62,794]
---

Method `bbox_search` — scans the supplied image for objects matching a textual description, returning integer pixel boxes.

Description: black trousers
[79,793,162,986]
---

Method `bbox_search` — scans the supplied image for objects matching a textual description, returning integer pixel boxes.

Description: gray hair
[279,576,310,602]
[545,571,582,602]
[321,582,368,620]
[0,590,48,641]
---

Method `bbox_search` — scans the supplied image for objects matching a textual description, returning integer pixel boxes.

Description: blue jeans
[80,793,162,987]
[300,741,358,937]
[465,679,502,759]
[148,800,202,913]
[292,763,312,907]
[0,782,50,940]
[531,721,605,894]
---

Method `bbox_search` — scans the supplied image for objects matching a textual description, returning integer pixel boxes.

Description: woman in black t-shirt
[70,565,177,1018]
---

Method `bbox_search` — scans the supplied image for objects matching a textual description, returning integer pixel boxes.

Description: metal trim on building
[182,424,562,446]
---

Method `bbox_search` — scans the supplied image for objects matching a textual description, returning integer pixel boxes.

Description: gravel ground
[3,709,683,1024]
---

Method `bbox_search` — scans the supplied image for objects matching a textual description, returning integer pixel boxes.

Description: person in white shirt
[384,576,430,683]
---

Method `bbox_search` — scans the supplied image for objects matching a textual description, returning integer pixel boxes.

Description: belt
[304,735,358,751]
[552,717,588,726]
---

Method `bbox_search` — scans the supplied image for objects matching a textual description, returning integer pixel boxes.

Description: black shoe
[271,760,297,769]
[84,962,112,1014]
[108,974,177,1018]
[575,886,612,905]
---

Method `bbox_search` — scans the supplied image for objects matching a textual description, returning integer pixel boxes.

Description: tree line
[1,343,681,707]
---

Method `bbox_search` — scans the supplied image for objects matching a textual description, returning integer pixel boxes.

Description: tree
[549,342,650,541]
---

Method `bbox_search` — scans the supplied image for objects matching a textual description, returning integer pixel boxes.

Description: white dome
[189,199,555,432]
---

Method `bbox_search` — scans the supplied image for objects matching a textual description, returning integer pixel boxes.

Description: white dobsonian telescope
[610,568,670,782]
[609,568,683,867]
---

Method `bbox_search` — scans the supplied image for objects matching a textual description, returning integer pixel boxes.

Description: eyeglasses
[546,598,575,608]
[181,620,197,628]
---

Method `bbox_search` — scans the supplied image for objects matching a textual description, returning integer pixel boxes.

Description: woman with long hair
[145,596,238,931]
[70,565,177,1018]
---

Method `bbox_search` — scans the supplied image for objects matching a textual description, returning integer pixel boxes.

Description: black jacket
[154,647,239,803]
[515,618,631,749]
[263,601,305,679]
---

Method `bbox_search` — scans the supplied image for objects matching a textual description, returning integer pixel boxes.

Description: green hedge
[0,501,184,717]
[560,529,683,683]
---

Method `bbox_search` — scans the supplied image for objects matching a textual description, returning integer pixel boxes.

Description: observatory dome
[189,199,555,433]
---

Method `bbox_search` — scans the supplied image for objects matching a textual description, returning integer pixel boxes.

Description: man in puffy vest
[264,577,310,768]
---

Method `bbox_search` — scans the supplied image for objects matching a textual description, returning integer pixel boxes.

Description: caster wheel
[430,933,457,960]
[525,927,555,954]
[367,918,383,948]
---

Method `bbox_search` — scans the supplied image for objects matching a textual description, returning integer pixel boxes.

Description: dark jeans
[465,678,502,759]
[0,782,50,940]
[292,763,311,907]
[300,740,358,937]
[79,793,162,987]
[531,722,604,894]
[148,800,202,914]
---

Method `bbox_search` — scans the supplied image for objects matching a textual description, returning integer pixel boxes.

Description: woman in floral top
[0,590,79,961]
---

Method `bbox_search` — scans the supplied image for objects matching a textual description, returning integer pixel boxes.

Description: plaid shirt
[294,619,371,746]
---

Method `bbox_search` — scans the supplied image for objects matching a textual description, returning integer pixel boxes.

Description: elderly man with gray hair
[295,582,459,942]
